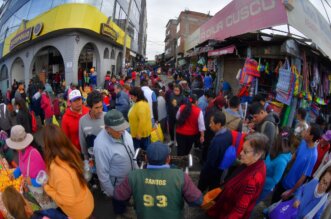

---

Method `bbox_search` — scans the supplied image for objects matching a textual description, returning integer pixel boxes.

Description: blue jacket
[115,91,130,118]
[203,128,233,170]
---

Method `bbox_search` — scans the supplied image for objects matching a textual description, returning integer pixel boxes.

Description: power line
[325,0,331,9]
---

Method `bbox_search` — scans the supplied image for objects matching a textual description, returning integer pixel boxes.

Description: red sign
[200,0,287,43]
[208,45,236,56]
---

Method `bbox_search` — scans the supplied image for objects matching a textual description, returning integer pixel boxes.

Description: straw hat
[6,125,33,150]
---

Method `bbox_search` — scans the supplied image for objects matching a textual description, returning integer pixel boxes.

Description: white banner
[287,0,331,58]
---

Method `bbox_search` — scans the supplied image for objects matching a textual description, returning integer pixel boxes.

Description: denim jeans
[133,136,150,150]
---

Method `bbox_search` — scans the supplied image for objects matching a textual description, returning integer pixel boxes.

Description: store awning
[208,45,235,57]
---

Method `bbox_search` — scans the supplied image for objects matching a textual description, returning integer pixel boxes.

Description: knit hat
[146,142,170,165]
[6,125,33,150]
[104,109,129,131]
[322,130,331,142]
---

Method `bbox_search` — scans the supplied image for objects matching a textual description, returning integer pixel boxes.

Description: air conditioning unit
[283,0,294,11]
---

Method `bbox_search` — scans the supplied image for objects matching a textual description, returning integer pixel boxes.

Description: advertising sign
[10,27,33,51]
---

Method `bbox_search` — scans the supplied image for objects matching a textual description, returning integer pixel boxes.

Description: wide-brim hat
[6,125,33,150]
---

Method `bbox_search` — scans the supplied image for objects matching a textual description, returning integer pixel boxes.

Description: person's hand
[200,136,204,143]
[281,190,293,200]
[293,200,300,208]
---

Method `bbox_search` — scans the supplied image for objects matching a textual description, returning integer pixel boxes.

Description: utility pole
[122,0,133,76]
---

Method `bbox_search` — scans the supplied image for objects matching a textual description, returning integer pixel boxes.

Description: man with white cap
[94,109,137,217]
[61,89,89,152]
[114,142,202,219]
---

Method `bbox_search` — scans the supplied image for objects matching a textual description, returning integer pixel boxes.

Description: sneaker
[167,141,174,146]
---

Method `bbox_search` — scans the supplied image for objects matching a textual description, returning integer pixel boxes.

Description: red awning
[208,45,235,57]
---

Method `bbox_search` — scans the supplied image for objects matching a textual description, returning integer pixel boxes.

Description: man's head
[320,130,331,147]
[296,108,307,121]
[104,110,129,139]
[140,79,148,87]
[249,102,267,124]
[146,142,171,165]
[303,124,322,143]
[111,75,117,83]
[229,96,240,110]
[114,84,123,94]
[204,90,215,102]
[253,94,266,106]
[86,90,103,119]
[69,89,83,112]
[209,111,226,133]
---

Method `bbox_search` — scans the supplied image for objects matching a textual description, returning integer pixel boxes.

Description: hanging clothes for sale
[276,58,294,105]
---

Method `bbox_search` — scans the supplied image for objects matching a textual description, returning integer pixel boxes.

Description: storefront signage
[208,45,236,57]
[33,23,43,36]
[186,0,288,50]
[10,27,33,51]
[100,23,118,41]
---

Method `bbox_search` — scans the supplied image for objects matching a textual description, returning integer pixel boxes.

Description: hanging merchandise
[257,58,265,72]
[276,58,294,105]
[238,68,254,85]
[243,58,260,77]
[311,64,320,95]
[292,65,302,97]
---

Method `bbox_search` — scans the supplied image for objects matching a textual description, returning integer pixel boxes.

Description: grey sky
[146,0,331,60]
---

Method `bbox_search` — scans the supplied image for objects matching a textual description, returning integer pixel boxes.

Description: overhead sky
[146,0,331,60]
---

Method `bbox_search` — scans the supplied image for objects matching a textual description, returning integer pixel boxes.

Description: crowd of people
[0,68,330,219]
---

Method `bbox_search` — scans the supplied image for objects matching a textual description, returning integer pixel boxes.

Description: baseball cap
[146,142,171,165]
[104,110,129,131]
[69,89,82,102]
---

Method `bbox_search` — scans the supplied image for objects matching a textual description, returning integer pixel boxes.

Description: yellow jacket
[44,157,94,219]
[128,101,152,138]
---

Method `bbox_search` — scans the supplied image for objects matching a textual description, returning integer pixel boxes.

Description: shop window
[110,49,115,59]
[104,48,109,59]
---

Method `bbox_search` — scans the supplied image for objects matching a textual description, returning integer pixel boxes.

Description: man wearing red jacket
[62,89,89,151]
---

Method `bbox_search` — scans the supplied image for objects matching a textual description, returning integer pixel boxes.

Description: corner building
[0,0,147,92]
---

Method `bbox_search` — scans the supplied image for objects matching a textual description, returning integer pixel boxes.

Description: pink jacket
[41,92,54,119]
[18,146,46,178]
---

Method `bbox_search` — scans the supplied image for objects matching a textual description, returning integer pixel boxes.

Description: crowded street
[0,0,331,219]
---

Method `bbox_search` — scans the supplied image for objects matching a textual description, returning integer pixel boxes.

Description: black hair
[211,111,226,126]
[177,98,194,126]
[204,89,215,98]
[297,108,307,120]
[15,99,28,113]
[86,90,103,108]
[129,87,147,102]
[249,102,264,115]
[229,96,240,108]
[270,128,292,159]
[253,94,266,103]
[316,115,326,126]
[309,123,322,142]
[167,82,174,90]
[140,79,148,86]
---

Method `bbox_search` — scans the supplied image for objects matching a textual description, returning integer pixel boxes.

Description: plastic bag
[150,123,164,143]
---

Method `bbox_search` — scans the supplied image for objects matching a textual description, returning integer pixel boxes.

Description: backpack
[30,111,38,133]
[218,131,242,170]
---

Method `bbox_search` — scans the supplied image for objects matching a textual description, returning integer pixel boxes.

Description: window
[110,49,115,59]
[104,48,109,59]
[101,0,115,17]
[11,2,31,29]
[27,0,52,20]
[177,37,181,46]
[177,23,180,33]
[0,65,8,80]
